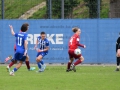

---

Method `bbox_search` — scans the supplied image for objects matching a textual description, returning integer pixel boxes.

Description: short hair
[40,31,46,35]
[21,23,29,32]
[72,27,79,33]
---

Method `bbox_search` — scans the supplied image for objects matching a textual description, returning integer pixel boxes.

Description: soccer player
[5,44,35,72]
[9,23,29,76]
[34,32,49,72]
[66,27,86,72]
[116,33,120,71]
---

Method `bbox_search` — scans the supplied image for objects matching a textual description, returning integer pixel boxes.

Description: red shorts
[68,49,81,59]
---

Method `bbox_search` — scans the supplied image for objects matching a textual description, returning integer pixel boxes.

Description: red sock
[67,62,72,69]
[74,60,82,66]
[9,62,14,68]
[25,61,30,69]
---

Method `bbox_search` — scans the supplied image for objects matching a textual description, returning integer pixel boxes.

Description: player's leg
[9,53,26,76]
[10,61,23,76]
[71,55,84,72]
[36,55,43,72]
[66,50,74,72]
[6,57,17,72]
[66,58,74,72]
[116,57,120,71]
[25,55,30,70]
[25,55,36,71]
[36,52,46,72]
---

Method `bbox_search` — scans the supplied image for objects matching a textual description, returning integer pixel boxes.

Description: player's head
[40,31,46,40]
[21,23,29,32]
[72,27,81,35]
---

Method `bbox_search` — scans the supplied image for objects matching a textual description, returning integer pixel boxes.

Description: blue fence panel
[0,19,119,64]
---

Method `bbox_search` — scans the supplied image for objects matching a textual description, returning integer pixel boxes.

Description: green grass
[0,65,120,90]
[1,0,45,19]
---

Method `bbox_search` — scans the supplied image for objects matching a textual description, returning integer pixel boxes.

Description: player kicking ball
[5,44,36,72]
[66,27,86,72]
[9,23,29,76]
[34,32,49,72]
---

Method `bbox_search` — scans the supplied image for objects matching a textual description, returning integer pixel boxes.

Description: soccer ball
[74,48,81,55]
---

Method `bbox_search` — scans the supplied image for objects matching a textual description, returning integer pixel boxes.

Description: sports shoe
[66,69,72,72]
[36,69,43,73]
[116,68,119,71]
[9,71,14,76]
[71,64,76,72]
[5,56,12,62]
[29,67,36,71]
[6,66,10,72]
[40,64,46,72]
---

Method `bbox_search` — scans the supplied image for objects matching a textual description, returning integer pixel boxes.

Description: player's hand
[117,49,120,57]
[9,25,13,30]
[23,50,27,56]
[37,49,43,52]
[84,45,86,48]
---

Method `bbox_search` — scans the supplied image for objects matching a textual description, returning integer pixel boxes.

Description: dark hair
[21,23,29,32]
[72,27,79,33]
[40,31,45,35]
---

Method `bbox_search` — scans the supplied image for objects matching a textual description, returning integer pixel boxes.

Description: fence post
[48,0,52,19]
[61,0,64,19]
[1,0,4,19]
[97,0,100,18]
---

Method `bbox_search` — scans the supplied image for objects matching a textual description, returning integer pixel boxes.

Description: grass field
[0,0,45,19]
[0,65,119,90]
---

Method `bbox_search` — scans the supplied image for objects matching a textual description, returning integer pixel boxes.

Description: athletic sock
[67,62,72,69]
[74,60,82,66]
[25,61,30,69]
[11,68,18,73]
[40,60,44,65]
[9,62,14,68]
[37,62,41,69]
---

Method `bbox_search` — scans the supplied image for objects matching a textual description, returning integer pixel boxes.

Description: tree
[84,0,101,18]
[109,0,120,18]
[46,0,80,18]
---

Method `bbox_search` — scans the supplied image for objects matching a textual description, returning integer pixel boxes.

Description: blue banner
[0,19,119,64]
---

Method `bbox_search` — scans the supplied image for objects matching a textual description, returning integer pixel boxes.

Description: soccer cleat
[5,56,12,62]
[9,71,15,76]
[116,68,119,71]
[66,69,72,72]
[40,64,46,72]
[71,65,76,72]
[29,67,36,71]
[6,66,10,72]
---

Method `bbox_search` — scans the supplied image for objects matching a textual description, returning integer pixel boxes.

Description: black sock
[117,57,120,66]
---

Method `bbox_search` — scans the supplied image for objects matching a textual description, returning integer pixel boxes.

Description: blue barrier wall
[0,19,119,64]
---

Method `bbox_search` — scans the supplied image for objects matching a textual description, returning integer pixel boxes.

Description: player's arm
[24,40,28,55]
[76,38,86,48]
[43,46,49,52]
[24,35,28,55]
[9,25,15,35]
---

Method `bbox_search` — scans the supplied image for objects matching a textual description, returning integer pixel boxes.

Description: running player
[66,27,86,72]
[5,44,35,72]
[9,23,29,76]
[34,32,49,72]
[116,32,120,71]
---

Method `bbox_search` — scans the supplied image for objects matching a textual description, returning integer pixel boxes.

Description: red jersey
[69,34,84,50]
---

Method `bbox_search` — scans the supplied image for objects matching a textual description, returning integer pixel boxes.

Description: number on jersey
[70,37,73,45]
[18,37,22,46]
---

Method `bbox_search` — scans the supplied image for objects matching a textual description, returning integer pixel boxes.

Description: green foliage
[0,66,120,90]
[1,0,45,19]
[84,0,101,18]
[49,0,80,18]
